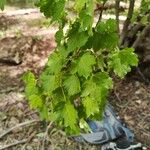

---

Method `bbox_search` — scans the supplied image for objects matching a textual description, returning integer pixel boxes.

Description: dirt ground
[0,9,149,150]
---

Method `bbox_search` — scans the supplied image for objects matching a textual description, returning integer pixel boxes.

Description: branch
[42,122,53,150]
[95,3,126,12]
[21,131,37,150]
[96,1,106,26]
[123,22,144,47]
[0,139,28,150]
[120,0,135,46]
[0,119,39,139]
[115,0,121,34]
[132,24,150,49]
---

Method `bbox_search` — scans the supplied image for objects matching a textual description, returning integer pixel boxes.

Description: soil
[0,8,149,150]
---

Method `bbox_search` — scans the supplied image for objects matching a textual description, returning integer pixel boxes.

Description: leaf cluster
[23,0,138,134]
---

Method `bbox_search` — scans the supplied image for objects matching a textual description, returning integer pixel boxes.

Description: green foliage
[75,52,96,78]
[22,72,43,109]
[0,0,5,10]
[132,0,150,24]
[108,48,138,78]
[140,0,150,15]
[83,96,99,117]
[64,75,81,96]
[23,0,138,134]
[75,0,88,12]
[47,52,64,74]
[63,102,78,131]
[36,0,66,22]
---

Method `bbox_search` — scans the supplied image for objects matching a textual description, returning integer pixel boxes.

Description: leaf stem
[61,86,67,101]
[96,1,106,27]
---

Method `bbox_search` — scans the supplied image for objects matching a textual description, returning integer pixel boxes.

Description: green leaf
[109,48,138,78]
[37,0,65,22]
[22,72,36,86]
[92,19,118,50]
[39,105,50,120]
[96,0,108,2]
[28,94,43,109]
[22,72,38,97]
[47,52,63,74]
[79,118,91,132]
[93,32,118,51]
[63,102,78,130]
[67,29,89,52]
[63,75,81,96]
[79,11,93,32]
[81,78,108,105]
[40,74,60,93]
[79,0,94,34]
[97,55,106,71]
[75,0,88,11]
[81,79,96,97]
[55,28,63,45]
[109,57,128,78]
[76,53,96,78]
[92,86,108,104]
[119,48,138,66]
[97,19,117,34]
[93,72,113,89]
[53,0,66,21]
[0,0,5,11]
[59,46,70,58]
[82,81,108,120]
[83,96,99,117]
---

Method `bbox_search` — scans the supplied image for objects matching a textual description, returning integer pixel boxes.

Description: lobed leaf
[28,94,43,109]
[93,72,113,89]
[63,102,78,130]
[67,25,89,52]
[22,72,38,97]
[76,52,96,78]
[37,0,65,22]
[47,52,64,74]
[83,96,99,117]
[63,75,81,96]
[40,74,61,93]
[75,0,88,11]
[79,0,94,34]
[55,28,63,45]
[109,48,138,78]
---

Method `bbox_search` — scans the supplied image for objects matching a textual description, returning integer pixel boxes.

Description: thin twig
[0,119,39,139]
[115,0,121,34]
[0,139,28,150]
[21,131,37,150]
[96,1,106,27]
[114,89,121,102]
[41,122,53,150]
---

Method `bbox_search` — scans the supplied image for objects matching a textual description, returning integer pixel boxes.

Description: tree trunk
[120,0,135,47]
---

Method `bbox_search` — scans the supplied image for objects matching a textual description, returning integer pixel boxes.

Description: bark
[132,24,150,49]
[123,23,144,48]
[115,0,121,34]
[120,0,135,47]
[95,3,126,12]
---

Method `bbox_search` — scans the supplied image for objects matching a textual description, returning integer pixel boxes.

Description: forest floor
[0,9,150,150]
